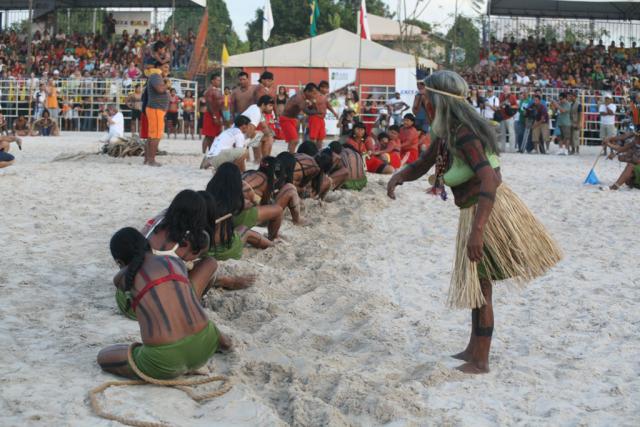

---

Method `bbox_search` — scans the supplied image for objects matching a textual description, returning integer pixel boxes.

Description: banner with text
[328,68,357,94]
[113,11,152,35]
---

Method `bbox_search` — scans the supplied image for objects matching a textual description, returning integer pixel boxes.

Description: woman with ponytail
[241,156,307,225]
[116,190,218,319]
[99,227,231,380]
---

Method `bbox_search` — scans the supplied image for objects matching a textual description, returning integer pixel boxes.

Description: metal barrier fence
[0,77,198,134]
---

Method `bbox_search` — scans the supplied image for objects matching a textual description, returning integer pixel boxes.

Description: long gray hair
[424,70,499,154]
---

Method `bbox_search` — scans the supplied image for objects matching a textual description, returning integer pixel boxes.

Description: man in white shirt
[484,88,500,120]
[203,105,260,172]
[100,104,125,143]
[598,94,617,155]
[387,92,410,126]
[515,70,530,86]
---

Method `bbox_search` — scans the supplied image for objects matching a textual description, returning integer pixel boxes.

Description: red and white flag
[358,0,371,40]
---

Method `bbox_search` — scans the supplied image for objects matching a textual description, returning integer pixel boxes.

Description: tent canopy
[0,0,205,9]
[227,28,437,70]
[488,0,640,20]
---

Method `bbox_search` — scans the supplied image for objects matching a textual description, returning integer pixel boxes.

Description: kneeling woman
[276,151,334,199]
[98,227,231,380]
[346,124,394,174]
[242,156,307,225]
[206,163,282,252]
[115,190,215,320]
[328,141,367,191]
[387,70,562,374]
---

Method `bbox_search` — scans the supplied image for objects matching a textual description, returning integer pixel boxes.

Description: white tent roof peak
[227,28,436,69]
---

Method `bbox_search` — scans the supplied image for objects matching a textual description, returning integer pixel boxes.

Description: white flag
[358,0,371,41]
[263,0,275,42]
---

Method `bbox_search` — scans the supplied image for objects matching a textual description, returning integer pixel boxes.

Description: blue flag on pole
[583,169,601,185]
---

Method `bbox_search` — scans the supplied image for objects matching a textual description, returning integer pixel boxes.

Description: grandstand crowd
[0,25,194,80]
[462,36,640,94]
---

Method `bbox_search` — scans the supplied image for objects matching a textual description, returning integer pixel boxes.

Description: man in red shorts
[308,80,339,150]
[280,83,319,153]
[201,73,224,153]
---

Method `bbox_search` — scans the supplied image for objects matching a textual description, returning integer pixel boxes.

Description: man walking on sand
[201,74,224,154]
[280,83,320,153]
[308,80,339,150]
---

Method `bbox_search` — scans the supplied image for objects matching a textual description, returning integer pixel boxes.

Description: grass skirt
[448,184,563,309]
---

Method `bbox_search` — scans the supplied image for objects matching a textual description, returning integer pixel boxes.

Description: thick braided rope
[89,343,232,427]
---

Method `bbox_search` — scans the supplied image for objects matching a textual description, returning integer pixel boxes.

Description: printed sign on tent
[329,68,357,93]
[113,12,151,35]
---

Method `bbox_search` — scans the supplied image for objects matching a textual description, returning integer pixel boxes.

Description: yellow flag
[222,44,230,66]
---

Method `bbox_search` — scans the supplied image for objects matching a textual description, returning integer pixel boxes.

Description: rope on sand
[89,343,232,427]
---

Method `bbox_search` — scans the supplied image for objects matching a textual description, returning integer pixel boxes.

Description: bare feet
[147,161,162,167]
[451,350,472,362]
[293,217,310,226]
[456,361,489,374]
[216,275,256,290]
[200,156,212,170]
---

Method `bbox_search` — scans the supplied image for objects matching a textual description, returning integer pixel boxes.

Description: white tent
[489,0,640,20]
[227,28,437,70]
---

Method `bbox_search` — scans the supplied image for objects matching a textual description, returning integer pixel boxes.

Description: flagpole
[308,36,313,80]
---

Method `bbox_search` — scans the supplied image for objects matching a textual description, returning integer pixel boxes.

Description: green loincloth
[115,289,137,320]
[232,207,259,229]
[207,232,244,261]
[342,176,368,191]
[131,321,219,379]
[633,165,640,188]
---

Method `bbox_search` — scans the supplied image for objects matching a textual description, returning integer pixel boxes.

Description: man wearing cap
[254,71,274,103]
[230,72,255,119]
[599,93,617,155]
[201,73,224,154]
[202,106,260,172]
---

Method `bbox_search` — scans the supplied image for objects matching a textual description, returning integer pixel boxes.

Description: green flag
[309,0,320,36]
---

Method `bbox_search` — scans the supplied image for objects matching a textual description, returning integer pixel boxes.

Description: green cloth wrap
[233,207,259,229]
[115,289,137,320]
[633,165,640,189]
[342,176,368,191]
[207,232,244,261]
[130,321,219,380]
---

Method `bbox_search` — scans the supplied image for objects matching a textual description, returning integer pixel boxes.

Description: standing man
[201,74,224,154]
[599,93,617,155]
[280,83,320,153]
[412,82,429,134]
[230,72,256,120]
[553,92,572,155]
[45,79,60,123]
[498,85,518,151]
[308,80,339,149]
[144,62,170,167]
[531,95,550,154]
[568,91,582,155]
[253,71,274,103]
[387,92,410,126]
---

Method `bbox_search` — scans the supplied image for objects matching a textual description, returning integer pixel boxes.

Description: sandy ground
[0,133,639,427]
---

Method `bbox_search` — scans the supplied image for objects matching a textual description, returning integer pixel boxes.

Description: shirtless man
[603,133,640,190]
[280,83,320,153]
[0,135,22,169]
[230,72,255,119]
[308,81,339,150]
[253,71,274,103]
[201,74,224,154]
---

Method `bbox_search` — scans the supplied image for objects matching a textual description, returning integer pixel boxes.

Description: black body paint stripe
[174,282,194,325]
[472,160,490,172]
[150,287,172,332]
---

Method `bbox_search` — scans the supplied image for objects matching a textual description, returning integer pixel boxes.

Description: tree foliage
[445,15,480,68]
[165,0,248,59]
[245,0,393,50]
[56,9,107,35]
[404,18,431,34]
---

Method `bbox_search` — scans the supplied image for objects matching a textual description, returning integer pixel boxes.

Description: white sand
[1,134,639,427]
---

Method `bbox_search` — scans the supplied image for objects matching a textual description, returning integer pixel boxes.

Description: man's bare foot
[456,361,489,374]
[293,217,310,226]
[216,275,256,290]
[147,161,162,167]
[451,350,472,362]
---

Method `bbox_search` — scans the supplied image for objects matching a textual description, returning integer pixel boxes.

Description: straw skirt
[448,184,563,309]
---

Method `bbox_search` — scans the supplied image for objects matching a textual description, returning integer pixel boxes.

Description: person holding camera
[99,104,125,144]
[531,95,550,154]
[498,85,518,151]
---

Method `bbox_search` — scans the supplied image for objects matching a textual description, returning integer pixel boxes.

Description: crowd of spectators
[461,36,640,94]
[0,24,194,80]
